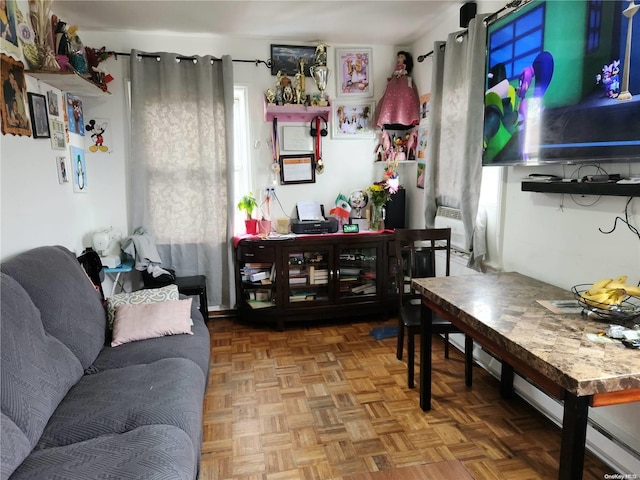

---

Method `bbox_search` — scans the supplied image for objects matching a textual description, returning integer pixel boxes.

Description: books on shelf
[309,266,328,285]
[351,282,376,295]
[340,267,362,276]
[289,291,317,302]
[249,271,268,282]
[241,262,276,284]
[247,300,273,309]
[289,277,307,285]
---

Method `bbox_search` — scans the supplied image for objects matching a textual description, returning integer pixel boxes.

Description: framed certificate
[279,154,315,185]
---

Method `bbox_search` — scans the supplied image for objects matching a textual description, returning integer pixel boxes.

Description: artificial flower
[366,181,392,207]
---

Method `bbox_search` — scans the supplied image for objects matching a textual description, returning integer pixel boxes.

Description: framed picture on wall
[65,93,84,136]
[270,45,316,76]
[47,90,59,116]
[27,93,50,138]
[279,154,316,184]
[0,0,20,56]
[332,100,375,139]
[0,54,31,136]
[70,145,87,193]
[56,156,69,183]
[50,119,66,150]
[335,48,373,97]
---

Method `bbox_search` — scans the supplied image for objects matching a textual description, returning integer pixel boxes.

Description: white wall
[1,26,410,259]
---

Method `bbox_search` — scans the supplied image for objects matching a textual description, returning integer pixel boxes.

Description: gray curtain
[129,51,235,309]
[423,15,489,268]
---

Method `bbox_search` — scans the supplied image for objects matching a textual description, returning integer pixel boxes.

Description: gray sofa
[1,246,210,480]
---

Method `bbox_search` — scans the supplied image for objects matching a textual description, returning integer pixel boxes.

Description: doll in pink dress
[373,51,420,129]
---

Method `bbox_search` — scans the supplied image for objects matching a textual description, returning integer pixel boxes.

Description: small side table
[174,275,209,321]
[103,259,135,297]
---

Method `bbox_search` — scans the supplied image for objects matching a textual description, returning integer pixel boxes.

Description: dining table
[413,271,640,480]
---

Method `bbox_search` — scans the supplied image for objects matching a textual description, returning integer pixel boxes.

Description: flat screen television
[482,0,640,166]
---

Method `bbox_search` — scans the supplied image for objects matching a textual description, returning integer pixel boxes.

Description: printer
[290,202,338,234]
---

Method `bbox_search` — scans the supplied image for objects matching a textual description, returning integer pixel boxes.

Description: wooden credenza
[234,232,397,330]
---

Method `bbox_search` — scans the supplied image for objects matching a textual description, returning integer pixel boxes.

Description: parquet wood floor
[200,318,614,480]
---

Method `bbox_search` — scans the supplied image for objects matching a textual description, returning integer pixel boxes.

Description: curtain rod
[416,0,527,63]
[107,51,272,68]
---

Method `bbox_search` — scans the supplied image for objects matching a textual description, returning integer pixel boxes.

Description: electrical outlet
[263,186,276,198]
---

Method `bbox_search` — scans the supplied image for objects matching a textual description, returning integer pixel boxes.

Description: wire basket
[572,284,640,325]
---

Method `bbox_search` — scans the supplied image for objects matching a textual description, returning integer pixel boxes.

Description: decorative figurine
[298,58,306,92]
[373,50,420,129]
[314,43,328,67]
[266,88,276,104]
[283,85,294,104]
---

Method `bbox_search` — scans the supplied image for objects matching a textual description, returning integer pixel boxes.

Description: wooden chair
[395,228,473,389]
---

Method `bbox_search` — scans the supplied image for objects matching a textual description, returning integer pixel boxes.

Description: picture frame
[65,93,84,136]
[270,44,316,77]
[416,159,425,189]
[56,156,69,184]
[335,48,373,97]
[279,153,316,184]
[27,93,50,138]
[50,119,66,150]
[0,54,31,136]
[332,100,375,139]
[70,145,87,192]
[47,90,59,116]
[281,125,312,152]
[0,0,20,56]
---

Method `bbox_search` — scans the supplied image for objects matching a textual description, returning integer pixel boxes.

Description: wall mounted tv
[482,0,640,166]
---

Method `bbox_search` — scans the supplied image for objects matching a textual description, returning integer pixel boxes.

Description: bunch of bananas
[580,276,640,309]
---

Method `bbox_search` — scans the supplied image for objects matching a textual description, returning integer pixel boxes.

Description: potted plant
[238,192,259,234]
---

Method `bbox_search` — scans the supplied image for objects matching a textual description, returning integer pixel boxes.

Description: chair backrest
[394,228,452,308]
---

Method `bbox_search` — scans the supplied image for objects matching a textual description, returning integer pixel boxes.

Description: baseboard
[447,333,640,475]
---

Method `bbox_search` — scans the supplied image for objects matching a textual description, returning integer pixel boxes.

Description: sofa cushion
[91,314,210,378]
[106,284,180,328]
[0,274,83,451]
[36,358,205,466]
[10,425,196,480]
[1,413,32,480]
[0,246,106,369]
[111,298,193,347]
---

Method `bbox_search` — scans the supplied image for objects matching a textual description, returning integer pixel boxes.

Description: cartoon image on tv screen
[483,0,640,166]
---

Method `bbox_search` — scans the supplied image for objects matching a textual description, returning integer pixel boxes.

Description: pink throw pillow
[111,298,193,347]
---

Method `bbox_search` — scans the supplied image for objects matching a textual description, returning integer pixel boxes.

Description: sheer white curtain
[129,51,235,308]
[423,16,489,268]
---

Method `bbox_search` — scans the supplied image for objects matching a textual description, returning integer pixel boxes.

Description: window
[488,3,545,81]
[233,86,251,235]
[586,0,602,54]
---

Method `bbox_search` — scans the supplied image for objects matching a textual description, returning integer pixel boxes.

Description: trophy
[310,42,330,106]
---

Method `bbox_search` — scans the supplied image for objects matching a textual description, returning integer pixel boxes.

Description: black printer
[290,204,338,234]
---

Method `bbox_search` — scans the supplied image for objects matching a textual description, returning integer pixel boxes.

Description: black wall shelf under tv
[521,181,640,197]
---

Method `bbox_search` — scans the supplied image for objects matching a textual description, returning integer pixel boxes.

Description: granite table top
[412,272,640,398]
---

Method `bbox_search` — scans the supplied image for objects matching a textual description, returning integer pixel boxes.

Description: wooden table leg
[558,393,589,480]
[420,303,433,411]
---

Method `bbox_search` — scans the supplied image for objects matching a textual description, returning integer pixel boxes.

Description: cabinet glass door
[285,247,332,306]
[337,245,378,301]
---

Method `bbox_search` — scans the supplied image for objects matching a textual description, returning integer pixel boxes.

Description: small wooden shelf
[521,181,640,197]
[264,98,331,122]
[26,70,110,97]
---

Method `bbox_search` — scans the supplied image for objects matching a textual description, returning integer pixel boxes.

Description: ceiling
[51,1,464,46]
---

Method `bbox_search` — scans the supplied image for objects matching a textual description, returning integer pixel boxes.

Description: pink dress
[374,62,420,129]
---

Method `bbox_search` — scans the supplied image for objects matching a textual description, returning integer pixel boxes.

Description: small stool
[174,275,208,321]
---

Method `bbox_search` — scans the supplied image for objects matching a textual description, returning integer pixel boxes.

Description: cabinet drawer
[238,245,275,262]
